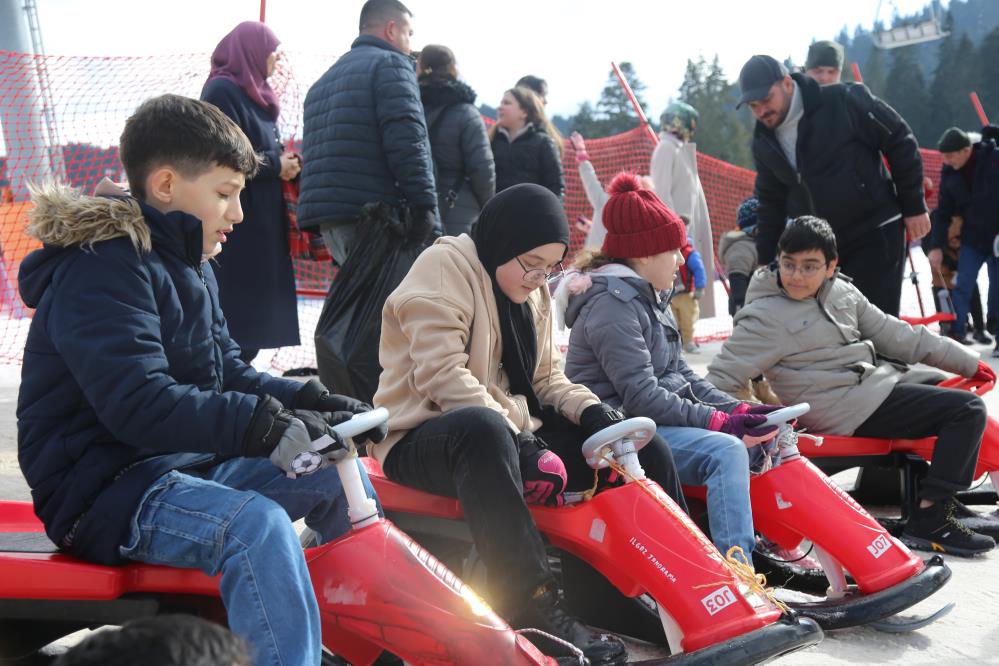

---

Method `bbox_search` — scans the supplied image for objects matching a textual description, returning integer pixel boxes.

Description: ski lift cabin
[873,1,949,49]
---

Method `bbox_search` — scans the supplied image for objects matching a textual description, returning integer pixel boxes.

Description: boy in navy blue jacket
[16,94,384,666]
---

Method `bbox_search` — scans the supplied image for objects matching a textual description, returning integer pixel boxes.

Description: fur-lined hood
[27,182,151,253]
[19,181,204,309]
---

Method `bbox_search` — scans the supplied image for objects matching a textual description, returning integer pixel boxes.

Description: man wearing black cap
[739,54,928,317]
[805,40,843,85]
[927,125,999,353]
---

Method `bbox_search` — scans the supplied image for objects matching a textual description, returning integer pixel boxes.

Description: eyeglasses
[778,259,827,277]
[516,256,564,285]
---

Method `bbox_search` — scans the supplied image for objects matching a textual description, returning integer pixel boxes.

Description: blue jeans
[656,426,756,557]
[119,457,379,666]
[952,243,999,337]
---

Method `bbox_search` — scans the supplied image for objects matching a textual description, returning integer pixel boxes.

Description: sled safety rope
[584,453,790,615]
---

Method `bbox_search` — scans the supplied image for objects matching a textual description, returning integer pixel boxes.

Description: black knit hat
[938,127,971,153]
[805,41,844,70]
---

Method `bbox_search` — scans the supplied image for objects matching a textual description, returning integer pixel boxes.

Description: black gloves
[579,403,625,439]
[294,379,387,445]
[407,206,438,244]
[516,431,567,507]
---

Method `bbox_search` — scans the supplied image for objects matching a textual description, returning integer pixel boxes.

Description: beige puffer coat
[369,234,600,464]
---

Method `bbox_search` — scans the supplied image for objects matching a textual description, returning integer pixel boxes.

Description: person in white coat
[650,102,716,317]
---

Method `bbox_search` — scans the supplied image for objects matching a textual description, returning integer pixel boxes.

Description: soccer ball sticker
[290,451,323,477]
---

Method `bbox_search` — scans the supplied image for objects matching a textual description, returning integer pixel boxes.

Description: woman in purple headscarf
[202,21,301,363]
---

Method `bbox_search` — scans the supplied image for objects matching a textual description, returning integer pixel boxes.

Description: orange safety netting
[0,50,945,371]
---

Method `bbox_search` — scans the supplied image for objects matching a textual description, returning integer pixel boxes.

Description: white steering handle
[331,407,390,440]
[760,403,810,427]
[581,417,657,469]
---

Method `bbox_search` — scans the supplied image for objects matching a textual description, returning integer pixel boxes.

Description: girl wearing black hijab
[370,184,683,665]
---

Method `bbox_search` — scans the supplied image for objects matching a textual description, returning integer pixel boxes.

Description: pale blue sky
[33,0,943,118]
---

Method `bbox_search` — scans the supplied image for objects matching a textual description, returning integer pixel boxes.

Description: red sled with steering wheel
[0,410,575,666]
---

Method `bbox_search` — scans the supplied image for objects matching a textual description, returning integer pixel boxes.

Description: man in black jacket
[738,55,929,317]
[927,126,999,352]
[299,0,438,265]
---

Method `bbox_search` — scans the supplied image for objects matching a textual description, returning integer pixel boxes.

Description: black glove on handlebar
[294,379,387,444]
[579,403,625,439]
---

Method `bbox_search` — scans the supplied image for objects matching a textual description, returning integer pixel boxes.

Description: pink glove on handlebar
[732,402,785,416]
[708,411,778,444]
[517,432,567,507]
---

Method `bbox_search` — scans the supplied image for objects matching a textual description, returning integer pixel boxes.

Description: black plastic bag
[315,203,424,403]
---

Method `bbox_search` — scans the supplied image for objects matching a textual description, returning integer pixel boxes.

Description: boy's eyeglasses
[778,260,827,277]
[516,257,564,285]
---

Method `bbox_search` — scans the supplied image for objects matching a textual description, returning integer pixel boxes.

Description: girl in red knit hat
[556,172,786,562]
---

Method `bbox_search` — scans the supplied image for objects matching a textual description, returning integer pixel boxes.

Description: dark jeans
[854,382,987,501]
[382,405,685,614]
[838,220,905,317]
[951,242,999,338]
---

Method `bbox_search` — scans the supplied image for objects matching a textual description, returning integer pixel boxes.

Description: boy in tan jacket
[706,216,996,556]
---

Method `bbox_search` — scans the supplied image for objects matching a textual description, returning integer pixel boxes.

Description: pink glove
[570,131,589,162]
[517,432,567,507]
[708,411,778,446]
[732,402,785,416]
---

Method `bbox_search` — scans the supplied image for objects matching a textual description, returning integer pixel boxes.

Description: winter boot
[901,498,996,556]
[512,583,627,666]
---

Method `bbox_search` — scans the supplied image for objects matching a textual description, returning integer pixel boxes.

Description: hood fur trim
[27,183,151,253]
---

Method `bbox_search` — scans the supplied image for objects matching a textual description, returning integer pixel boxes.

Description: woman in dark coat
[201,21,300,362]
[489,86,564,198]
[417,45,495,236]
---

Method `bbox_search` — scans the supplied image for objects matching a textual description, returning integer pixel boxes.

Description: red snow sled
[0,410,564,666]
[365,415,824,664]
[683,405,952,632]
[794,375,999,520]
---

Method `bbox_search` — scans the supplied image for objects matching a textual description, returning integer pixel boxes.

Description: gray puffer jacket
[705,268,979,435]
[561,267,740,428]
[420,78,495,236]
[718,230,758,277]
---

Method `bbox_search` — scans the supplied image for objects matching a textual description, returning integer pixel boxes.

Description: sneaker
[948,331,973,345]
[901,498,996,556]
[755,538,824,571]
[512,584,627,666]
[974,329,995,345]
[949,499,999,539]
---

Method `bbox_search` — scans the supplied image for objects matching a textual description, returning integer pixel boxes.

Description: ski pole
[970,92,990,126]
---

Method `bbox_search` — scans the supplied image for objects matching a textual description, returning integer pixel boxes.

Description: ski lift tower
[0,0,63,200]
[873,0,949,49]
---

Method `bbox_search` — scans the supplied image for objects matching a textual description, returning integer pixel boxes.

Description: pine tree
[974,27,999,123]
[884,45,931,145]
[926,14,962,143]
[862,45,887,96]
[593,62,650,136]
[678,56,752,168]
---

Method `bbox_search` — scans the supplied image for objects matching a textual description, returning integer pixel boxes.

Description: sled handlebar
[331,407,390,440]
[938,376,995,396]
[761,403,811,427]
[582,417,657,471]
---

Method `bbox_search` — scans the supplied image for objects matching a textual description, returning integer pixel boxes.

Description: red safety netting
[0,50,945,372]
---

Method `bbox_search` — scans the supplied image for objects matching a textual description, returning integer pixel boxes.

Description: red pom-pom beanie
[601,172,687,258]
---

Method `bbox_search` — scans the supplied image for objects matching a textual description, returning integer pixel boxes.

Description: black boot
[948,499,999,538]
[901,498,996,556]
[974,328,994,345]
[512,584,627,666]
